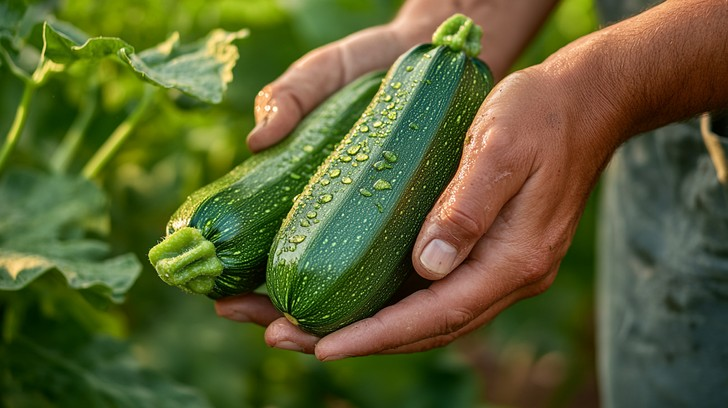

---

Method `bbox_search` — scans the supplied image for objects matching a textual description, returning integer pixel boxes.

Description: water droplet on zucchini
[289,235,306,244]
[383,151,397,163]
[373,160,392,171]
[373,179,392,190]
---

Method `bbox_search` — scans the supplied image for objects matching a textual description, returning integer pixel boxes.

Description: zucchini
[266,14,494,336]
[148,71,385,299]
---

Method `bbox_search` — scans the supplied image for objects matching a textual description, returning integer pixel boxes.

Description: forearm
[539,0,728,148]
[392,0,560,80]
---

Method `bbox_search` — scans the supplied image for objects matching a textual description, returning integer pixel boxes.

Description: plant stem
[81,88,155,179]
[0,82,36,176]
[51,83,98,173]
[0,56,59,177]
[0,46,31,83]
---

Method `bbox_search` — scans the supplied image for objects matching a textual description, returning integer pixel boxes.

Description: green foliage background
[0,0,600,407]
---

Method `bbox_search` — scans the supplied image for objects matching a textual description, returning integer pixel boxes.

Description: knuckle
[441,306,474,335]
[516,247,555,286]
[418,289,474,337]
[428,333,460,350]
[530,271,557,296]
[437,203,486,242]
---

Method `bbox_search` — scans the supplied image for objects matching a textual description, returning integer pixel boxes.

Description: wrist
[538,0,728,142]
[536,30,637,155]
[521,43,629,172]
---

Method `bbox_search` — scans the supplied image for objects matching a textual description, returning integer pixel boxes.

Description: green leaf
[42,22,248,103]
[0,0,25,42]
[120,29,249,104]
[0,0,25,74]
[42,21,134,64]
[1,335,212,408]
[0,169,140,303]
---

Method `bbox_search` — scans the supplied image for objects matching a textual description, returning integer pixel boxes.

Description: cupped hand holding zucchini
[266,14,494,336]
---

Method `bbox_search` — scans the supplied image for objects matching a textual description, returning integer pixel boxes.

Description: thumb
[247,25,406,152]
[412,99,533,280]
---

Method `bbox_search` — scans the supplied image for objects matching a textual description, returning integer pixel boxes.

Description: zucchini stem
[81,87,154,179]
[283,313,299,326]
[148,227,224,295]
[432,14,483,58]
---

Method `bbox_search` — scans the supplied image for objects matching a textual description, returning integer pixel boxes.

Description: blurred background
[0,0,601,406]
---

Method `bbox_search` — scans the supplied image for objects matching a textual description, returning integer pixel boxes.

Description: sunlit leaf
[0,169,140,303]
[120,29,249,104]
[41,22,248,103]
[42,21,133,64]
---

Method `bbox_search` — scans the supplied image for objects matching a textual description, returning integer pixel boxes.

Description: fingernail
[420,239,457,278]
[274,340,304,352]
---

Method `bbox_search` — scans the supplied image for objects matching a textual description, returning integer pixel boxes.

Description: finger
[215,293,281,327]
[315,222,558,361]
[380,269,557,354]
[315,162,575,361]
[412,77,539,280]
[264,317,319,354]
[384,161,585,354]
[247,25,408,152]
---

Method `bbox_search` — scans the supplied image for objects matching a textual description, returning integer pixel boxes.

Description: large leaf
[0,170,140,303]
[1,335,212,408]
[42,22,248,103]
[0,0,25,73]
[0,0,25,43]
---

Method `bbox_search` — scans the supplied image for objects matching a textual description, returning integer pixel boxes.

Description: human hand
[217,7,449,354]
[219,0,728,360]
[246,18,432,152]
[246,0,559,152]
[218,0,615,359]
[218,46,624,357]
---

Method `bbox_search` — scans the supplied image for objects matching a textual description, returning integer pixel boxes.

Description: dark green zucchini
[148,71,385,299]
[266,14,494,335]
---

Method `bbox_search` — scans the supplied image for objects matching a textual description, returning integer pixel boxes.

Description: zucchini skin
[148,71,385,299]
[267,19,494,336]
